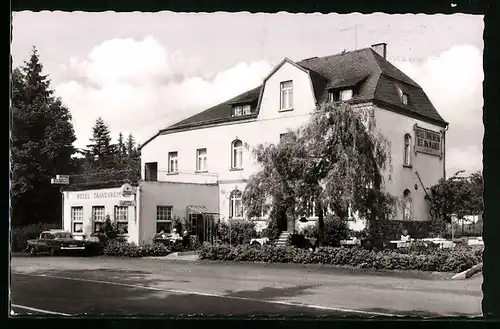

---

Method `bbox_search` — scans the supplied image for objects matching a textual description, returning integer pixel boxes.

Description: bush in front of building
[377,220,434,240]
[198,243,483,273]
[216,219,258,245]
[11,223,60,252]
[103,240,172,257]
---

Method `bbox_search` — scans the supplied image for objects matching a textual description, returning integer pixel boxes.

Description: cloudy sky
[11,12,483,176]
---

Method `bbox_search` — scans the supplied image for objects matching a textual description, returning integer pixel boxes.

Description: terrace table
[421,238,455,249]
[250,237,269,246]
[340,239,360,247]
[389,240,411,248]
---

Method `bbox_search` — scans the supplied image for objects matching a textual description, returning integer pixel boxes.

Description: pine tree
[126,133,136,158]
[86,117,117,170]
[125,133,141,177]
[11,47,77,226]
[115,132,127,169]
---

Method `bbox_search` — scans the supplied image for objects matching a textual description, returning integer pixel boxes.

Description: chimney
[371,43,387,59]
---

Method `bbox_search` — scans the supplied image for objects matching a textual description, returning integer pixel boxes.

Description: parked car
[26,230,87,256]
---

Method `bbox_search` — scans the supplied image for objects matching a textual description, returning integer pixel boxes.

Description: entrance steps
[276,231,292,247]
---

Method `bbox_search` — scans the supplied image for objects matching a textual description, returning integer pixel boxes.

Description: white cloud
[54,36,272,149]
[394,45,484,176]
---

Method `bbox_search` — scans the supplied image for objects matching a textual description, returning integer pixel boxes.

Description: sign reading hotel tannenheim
[414,125,442,157]
[76,191,124,200]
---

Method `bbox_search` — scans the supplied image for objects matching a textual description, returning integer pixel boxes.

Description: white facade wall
[140,61,445,226]
[138,181,219,245]
[372,105,445,222]
[62,187,138,244]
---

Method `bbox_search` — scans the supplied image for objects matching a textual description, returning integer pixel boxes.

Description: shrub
[172,216,184,234]
[199,243,482,273]
[323,215,349,247]
[216,219,257,245]
[103,240,171,257]
[289,232,309,248]
[189,235,201,250]
[261,217,281,241]
[377,220,433,240]
[11,223,59,252]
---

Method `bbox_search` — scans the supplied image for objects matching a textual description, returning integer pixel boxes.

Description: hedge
[216,219,258,245]
[199,243,483,273]
[104,240,172,257]
[103,239,190,257]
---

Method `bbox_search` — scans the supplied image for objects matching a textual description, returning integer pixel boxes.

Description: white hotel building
[138,43,449,233]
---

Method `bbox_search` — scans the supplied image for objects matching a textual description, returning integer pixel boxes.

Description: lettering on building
[75,191,124,200]
[414,125,442,157]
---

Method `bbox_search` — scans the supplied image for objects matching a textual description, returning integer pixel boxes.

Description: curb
[451,263,483,280]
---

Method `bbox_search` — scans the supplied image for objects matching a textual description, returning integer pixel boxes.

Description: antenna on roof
[339,23,364,50]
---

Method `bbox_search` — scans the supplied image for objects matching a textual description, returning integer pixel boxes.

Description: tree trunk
[316,201,325,246]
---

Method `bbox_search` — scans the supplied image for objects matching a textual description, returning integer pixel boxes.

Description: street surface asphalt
[10,255,483,318]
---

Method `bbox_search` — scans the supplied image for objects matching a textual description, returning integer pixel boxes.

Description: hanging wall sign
[120,183,135,197]
[413,124,442,157]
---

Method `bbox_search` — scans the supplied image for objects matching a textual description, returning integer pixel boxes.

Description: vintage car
[26,229,87,256]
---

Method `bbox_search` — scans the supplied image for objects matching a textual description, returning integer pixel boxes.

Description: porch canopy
[187,205,220,216]
[187,206,220,244]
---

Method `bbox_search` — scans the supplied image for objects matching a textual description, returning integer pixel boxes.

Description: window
[329,89,353,102]
[232,106,242,117]
[396,85,409,105]
[402,93,409,105]
[403,189,412,221]
[71,206,84,233]
[340,89,353,101]
[92,206,105,233]
[232,104,252,117]
[145,162,158,181]
[242,104,252,115]
[229,190,243,218]
[156,206,173,233]
[280,81,293,110]
[196,148,207,172]
[114,206,128,234]
[404,134,412,166]
[307,200,317,218]
[328,91,337,102]
[168,152,178,173]
[231,139,243,169]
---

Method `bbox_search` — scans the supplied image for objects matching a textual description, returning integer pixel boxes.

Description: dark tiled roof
[298,48,445,124]
[160,47,446,136]
[165,85,261,131]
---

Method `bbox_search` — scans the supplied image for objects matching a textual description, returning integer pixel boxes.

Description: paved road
[10,255,483,317]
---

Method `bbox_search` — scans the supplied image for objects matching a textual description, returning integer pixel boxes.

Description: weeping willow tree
[243,102,397,245]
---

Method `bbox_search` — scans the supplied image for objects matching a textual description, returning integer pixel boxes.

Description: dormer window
[396,85,409,106]
[402,93,409,105]
[231,104,252,117]
[328,88,353,102]
[340,89,353,101]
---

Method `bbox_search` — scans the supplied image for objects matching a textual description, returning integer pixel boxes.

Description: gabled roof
[141,46,447,149]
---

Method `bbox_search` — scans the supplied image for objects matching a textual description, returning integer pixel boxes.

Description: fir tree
[115,132,127,169]
[86,117,117,170]
[11,47,77,226]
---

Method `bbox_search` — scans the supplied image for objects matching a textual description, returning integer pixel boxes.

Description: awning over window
[187,205,220,215]
[326,74,369,90]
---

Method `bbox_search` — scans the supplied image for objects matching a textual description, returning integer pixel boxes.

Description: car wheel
[29,246,37,256]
